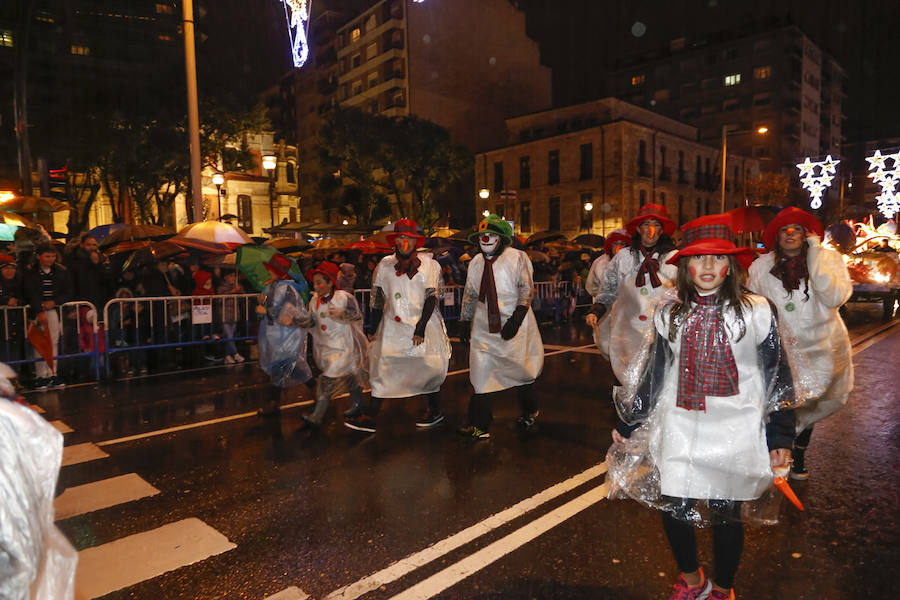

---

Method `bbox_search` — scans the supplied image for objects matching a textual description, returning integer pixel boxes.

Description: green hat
[469,214,513,244]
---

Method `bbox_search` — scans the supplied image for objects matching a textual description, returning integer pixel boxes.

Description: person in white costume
[607,215,796,600]
[583,229,630,356]
[295,261,369,430]
[457,214,544,439]
[748,207,853,481]
[586,204,678,382]
[345,219,451,434]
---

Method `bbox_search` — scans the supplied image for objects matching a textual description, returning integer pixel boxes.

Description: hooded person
[294,261,369,429]
[255,254,313,417]
[457,214,544,439]
[748,206,853,480]
[586,204,678,379]
[345,219,451,433]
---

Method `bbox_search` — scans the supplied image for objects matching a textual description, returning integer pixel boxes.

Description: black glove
[414,295,438,339]
[587,303,607,321]
[457,319,471,342]
[501,305,528,341]
[614,421,640,439]
[367,308,383,336]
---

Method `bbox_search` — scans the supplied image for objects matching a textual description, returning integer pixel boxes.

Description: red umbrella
[27,322,54,366]
[728,205,781,234]
[343,239,391,254]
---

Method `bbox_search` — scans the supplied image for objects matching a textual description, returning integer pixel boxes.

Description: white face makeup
[479,232,500,255]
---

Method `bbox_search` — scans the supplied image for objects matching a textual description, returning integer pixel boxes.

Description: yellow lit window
[724,73,741,86]
[754,66,771,80]
[631,74,646,86]
[71,45,90,56]
[350,28,361,42]
[155,3,175,14]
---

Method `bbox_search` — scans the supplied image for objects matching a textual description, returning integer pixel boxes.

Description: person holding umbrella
[345,219,450,434]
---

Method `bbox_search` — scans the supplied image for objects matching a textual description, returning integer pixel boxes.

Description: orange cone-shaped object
[774,477,804,511]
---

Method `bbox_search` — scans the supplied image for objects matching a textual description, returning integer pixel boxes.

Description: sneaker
[343,404,364,419]
[708,588,735,600]
[790,447,809,480]
[415,412,445,428]
[344,415,376,433]
[789,466,809,481]
[48,377,66,390]
[32,378,50,391]
[516,411,539,430]
[667,569,711,600]
[233,353,245,363]
[458,425,490,439]
[225,355,235,364]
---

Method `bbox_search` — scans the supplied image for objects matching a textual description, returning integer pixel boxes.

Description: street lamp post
[263,154,277,229]
[583,201,593,233]
[720,125,769,213]
[211,172,224,219]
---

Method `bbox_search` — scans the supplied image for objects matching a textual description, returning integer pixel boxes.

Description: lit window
[724,73,741,86]
[155,3,175,14]
[350,28,361,42]
[70,45,90,56]
[754,66,771,80]
[0,30,12,48]
[157,34,173,41]
[631,74,646,86]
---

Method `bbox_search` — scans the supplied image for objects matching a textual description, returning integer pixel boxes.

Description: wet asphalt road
[30,303,900,599]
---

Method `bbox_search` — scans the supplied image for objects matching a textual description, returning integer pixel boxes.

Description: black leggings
[661,499,744,589]
[467,383,537,432]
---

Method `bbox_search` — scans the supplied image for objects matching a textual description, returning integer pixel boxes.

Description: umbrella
[121,240,189,270]
[525,230,566,246]
[101,223,174,247]
[424,236,463,249]
[544,240,582,253]
[0,210,32,227]
[430,228,460,238]
[27,323,55,366]
[168,237,231,254]
[572,233,605,248]
[527,249,551,263]
[448,227,476,243]
[727,205,781,234]
[311,238,344,251]
[265,237,311,253]
[236,244,306,293]
[343,239,391,254]
[0,195,70,214]
[177,221,253,248]
[88,223,126,241]
[0,223,19,242]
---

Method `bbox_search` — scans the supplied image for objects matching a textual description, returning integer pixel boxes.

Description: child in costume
[607,215,796,600]
[295,261,369,429]
[584,229,630,356]
[345,219,451,433]
[458,214,544,439]
[255,254,312,417]
[748,207,853,480]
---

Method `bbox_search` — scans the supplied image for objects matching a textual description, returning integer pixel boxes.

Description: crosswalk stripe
[74,517,236,599]
[61,442,110,467]
[265,587,310,600]
[55,473,160,520]
[51,420,73,433]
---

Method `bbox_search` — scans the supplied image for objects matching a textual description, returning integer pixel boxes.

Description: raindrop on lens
[631,21,646,37]
[423,34,431,44]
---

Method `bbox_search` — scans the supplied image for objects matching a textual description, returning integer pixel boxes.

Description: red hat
[666,214,756,271]
[307,260,339,289]
[386,218,426,247]
[0,254,16,266]
[603,229,631,256]
[761,207,825,251]
[626,203,677,236]
[263,253,294,280]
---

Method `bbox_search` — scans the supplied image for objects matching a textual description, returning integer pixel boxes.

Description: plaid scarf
[394,254,421,279]
[478,254,502,333]
[770,253,808,293]
[635,246,662,288]
[677,294,739,411]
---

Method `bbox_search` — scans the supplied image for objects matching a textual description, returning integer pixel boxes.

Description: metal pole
[720,126,727,213]
[182,0,203,223]
[14,0,34,196]
[269,173,276,228]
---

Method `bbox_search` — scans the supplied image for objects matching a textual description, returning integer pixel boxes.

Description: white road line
[95,399,316,447]
[389,483,610,600]
[75,517,236,600]
[50,420,73,433]
[324,462,607,600]
[55,473,160,520]
[61,442,110,467]
[265,587,310,600]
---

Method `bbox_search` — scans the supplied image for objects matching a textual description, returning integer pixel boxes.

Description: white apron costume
[597,247,677,381]
[748,236,854,432]
[369,253,450,398]
[465,248,544,394]
[306,290,369,385]
[586,254,614,355]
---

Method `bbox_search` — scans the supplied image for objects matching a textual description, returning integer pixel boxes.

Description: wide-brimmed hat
[263,253,294,281]
[386,218,426,247]
[626,203,677,236]
[603,229,631,256]
[469,213,513,244]
[666,214,756,270]
[761,207,825,250]
[307,260,339,288]
[0,254,16,267]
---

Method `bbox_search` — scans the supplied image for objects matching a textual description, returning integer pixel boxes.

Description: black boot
[790,445,809,480]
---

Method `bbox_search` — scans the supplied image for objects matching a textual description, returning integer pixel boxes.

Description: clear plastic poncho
[258,280,313,388]
[606,294,800,525]
[1,365,78,600]
[300,289,370,390]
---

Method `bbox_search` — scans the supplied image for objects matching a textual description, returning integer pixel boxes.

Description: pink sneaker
[708,589,735,600]
[667,568,712,600]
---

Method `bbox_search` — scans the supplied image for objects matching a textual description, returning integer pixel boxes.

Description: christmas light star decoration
[866,148,900,219]
[796,155,840,210]
[282,0,312,68]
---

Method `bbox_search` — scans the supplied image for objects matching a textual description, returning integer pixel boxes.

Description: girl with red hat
[607,215,797,600]
[345,219,451,434]
[586,204,678,381]
[293,261,369,430]
[748,207,853,480]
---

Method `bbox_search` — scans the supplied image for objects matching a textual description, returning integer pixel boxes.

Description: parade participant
[586,204,677,381]
[607,215,796,600]
[748,207,853,480]
[295,261,368,429]
[345,219,450,433]
[584,229,630,356]
[457,215,544,439]
[255,254,312,417]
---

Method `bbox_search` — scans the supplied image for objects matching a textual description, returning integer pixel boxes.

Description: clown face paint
[312,273,333,297]
[610,241,628,256]
[687,254,729,293]
[639,219,663,247]
[777,224,806,257]
[395,234,415,257]
[479,232,501,255]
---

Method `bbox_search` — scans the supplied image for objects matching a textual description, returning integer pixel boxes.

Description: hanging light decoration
[865,149,900,219]
[282,0,312,68]
[796,155,839,210]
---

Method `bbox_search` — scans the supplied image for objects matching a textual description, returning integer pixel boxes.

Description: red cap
[761,207,824,250]
[626,203,677,236]
[603,229,631,256]
[307,260,340,289]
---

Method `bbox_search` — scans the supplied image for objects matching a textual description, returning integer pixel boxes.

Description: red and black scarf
[770,253,808,293]
[394,254,421,279]
[677,293,739,411]
[635,246,662,288]
[478,255,502,333]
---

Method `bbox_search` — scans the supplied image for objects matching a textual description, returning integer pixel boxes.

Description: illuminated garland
[796,155,838,210]
[864,149,900,219]
[282,0,312,68]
